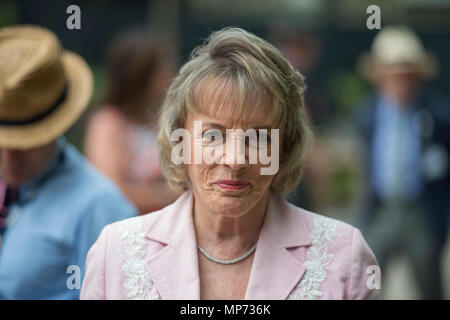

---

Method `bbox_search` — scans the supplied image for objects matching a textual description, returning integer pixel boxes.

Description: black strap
[0,84,68,126]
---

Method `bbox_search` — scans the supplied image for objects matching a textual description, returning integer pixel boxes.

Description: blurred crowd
[283,24,450,299]
[0,2,449,300]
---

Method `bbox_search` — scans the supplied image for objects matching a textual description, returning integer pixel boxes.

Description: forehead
[187,108,274,130]
[187,75,279,129]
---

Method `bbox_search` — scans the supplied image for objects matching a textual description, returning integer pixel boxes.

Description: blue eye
[203,129,219,138]
[203,129,222,144]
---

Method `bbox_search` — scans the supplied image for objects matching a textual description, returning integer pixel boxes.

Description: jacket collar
[245,192,311,299]
[143,190,311,300]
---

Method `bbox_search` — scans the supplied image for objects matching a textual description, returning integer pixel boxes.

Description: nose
[222,133,249,171]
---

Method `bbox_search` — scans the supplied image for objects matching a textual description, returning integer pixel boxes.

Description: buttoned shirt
[372,95,422,201]
[0,137,137,299]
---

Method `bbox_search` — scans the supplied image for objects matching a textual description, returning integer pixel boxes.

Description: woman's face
[184,96,279,218]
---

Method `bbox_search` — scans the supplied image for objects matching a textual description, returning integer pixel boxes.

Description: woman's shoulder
[284,202,380,299]
[283,200,376,266]
[283,199,360,244]
[100,191,190,246]
[85,105,129,145]
[102,192,187,244]
[101,207,167,240]
[88,105,125,127]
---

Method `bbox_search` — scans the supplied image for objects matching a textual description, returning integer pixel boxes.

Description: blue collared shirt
[372,94,423,201]
[0,137,137,299]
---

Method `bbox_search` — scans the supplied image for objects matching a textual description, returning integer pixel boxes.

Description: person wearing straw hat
[0,25,137,299]
[355,26,450,299]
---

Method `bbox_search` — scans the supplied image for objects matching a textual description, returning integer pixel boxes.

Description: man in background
[0,25,137,299]
[355,26,450,299]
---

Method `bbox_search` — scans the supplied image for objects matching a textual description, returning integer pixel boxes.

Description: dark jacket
[355,90,450,248]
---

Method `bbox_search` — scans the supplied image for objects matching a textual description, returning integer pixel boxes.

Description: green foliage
[326,69,370,118]
[0,2,19,28]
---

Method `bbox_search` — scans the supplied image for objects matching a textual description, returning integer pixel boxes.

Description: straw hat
[358,25,438,81]
[0,25,93,149]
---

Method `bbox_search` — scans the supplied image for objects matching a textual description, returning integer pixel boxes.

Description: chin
[211,192,255,216]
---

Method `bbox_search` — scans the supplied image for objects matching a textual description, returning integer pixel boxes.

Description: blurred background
[1,0,449,299]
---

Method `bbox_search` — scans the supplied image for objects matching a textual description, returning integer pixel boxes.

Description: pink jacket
[81,190,380,300]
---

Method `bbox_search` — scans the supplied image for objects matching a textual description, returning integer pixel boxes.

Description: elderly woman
[81,27,380,300]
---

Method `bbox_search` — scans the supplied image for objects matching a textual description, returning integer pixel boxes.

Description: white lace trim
[287,216,338,300]
[118,218,160,300]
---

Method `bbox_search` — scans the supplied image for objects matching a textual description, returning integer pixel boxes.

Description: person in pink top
[84,29,181,214]
[81,27,380,300]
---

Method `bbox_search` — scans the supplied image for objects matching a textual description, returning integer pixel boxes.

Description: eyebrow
[202,122,226,130]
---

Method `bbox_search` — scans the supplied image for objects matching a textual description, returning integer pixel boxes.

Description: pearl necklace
[197,244,257,265]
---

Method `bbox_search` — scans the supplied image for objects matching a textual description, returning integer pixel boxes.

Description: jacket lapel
[245,192,312,300]
[142,190,312,300]
[144,190,201,299]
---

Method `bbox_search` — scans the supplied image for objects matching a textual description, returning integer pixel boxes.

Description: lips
[215,180,250,190]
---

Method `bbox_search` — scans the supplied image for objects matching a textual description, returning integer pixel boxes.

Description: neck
[193,191,269,253]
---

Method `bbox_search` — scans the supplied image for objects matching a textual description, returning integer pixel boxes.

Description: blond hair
[157,27,312,194]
